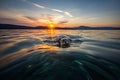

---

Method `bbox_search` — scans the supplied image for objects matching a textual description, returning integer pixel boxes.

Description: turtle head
[58,38,71,48]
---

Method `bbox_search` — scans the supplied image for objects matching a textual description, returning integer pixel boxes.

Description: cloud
[58,20,68,24]
[0,17,30,26]
[65,12,73,17]
[22,16,37,21]
[23,0,45,9]
[51,9,63,13]
[0,17,20,23]
[42,14,55,23]
[32,3,45,9]
[37,14,55,24]
[51,9,73,17]
[23,0,73,18]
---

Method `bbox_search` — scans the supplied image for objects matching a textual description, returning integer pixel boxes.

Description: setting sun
[49,23,55,29]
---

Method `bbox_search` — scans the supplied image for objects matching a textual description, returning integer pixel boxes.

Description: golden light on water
[47,22,56,40]
[47,28,55,41]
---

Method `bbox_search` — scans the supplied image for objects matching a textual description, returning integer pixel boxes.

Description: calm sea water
[0,29,120,80]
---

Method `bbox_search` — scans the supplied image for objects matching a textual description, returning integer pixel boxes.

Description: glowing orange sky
[0,0,120,27]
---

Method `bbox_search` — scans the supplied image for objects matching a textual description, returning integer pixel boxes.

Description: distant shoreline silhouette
[0,23,120,30]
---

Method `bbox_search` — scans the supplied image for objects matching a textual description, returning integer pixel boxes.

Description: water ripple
[0,30,120,80]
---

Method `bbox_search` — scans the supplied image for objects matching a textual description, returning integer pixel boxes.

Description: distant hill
[56,26,120,30]
[0,24,31,29]
[74,26,120,30]
[0,24,120,30]
[0,24,47,29]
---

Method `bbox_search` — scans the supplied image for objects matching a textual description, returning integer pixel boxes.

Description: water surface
[0,29,120,80]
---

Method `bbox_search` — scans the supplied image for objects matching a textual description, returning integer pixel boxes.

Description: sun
[49,23,55,29]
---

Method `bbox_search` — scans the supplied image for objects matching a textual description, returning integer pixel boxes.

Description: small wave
[0,51,120,80]
[0,38,42,56]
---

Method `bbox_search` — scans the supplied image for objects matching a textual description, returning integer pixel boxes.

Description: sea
[0,29,120,80]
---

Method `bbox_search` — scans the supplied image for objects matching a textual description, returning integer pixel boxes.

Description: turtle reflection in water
[44,34,83,48]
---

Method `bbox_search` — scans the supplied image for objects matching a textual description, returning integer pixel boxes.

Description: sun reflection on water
[34,44,59,51]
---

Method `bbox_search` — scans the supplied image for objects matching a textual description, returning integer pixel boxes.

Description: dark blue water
[0,29,120,80]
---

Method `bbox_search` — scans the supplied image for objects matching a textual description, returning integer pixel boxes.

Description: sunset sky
[0,0,120,27]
